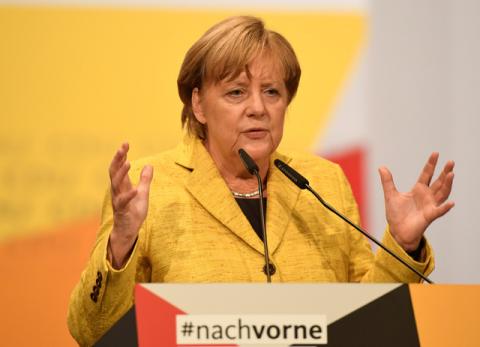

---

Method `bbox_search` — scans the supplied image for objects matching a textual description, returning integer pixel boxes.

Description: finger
[111,161,132,194]
[430,160,455,194]
[434,172,454,204]
[417,152,439,186]
[137,165,154,195]
[431,200,455,220]
[109,142,129,179]
[113,188,138,211]
[378,166,398,198]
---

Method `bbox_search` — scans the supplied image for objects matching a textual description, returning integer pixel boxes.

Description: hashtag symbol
[181,321,194,337]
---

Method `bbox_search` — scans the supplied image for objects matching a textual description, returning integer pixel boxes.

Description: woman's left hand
[379,152,455,252]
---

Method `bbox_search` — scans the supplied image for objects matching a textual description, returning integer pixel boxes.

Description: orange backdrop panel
[410,284,480,347]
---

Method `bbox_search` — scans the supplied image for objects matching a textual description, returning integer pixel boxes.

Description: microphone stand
[306,183,433,284]
[274,159,433,284]
[239,149,272,283]
[256,170,272,283]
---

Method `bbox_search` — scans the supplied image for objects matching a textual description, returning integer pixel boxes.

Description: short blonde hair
[177,16,301,139]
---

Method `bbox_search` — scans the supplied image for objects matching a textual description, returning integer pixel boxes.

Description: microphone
[238,148,259,174]
[238,149,272,283]
[274,158,434,284]
[274,158,309,189]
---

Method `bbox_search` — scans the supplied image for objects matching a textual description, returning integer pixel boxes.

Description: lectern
[95,283,480,347]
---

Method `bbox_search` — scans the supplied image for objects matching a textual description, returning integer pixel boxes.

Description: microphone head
[238,148,259,175]
[274,159,309,189]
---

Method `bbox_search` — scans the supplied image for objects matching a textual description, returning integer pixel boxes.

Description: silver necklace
[231,190,260,198]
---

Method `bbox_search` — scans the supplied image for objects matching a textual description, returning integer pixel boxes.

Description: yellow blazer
[67,135,434,346]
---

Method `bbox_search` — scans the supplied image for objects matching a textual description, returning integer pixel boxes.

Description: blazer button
[90,292,98,303]
[96,277,102,287]
[97,271,103,281]
[263,263,276,276]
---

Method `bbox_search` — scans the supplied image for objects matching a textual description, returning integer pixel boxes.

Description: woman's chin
[238,142,275,163]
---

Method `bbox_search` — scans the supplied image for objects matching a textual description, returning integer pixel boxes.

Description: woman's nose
[247,91,266,117]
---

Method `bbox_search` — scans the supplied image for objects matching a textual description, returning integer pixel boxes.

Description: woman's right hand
[108,143,153,269]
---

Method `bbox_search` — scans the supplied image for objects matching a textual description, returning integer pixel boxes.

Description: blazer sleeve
[67,188,150,346]
[334,165,435,283]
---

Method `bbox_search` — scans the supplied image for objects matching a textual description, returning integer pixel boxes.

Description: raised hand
[108,143,153,268]
[379,152,454,252]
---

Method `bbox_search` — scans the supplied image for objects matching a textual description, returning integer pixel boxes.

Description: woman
[68,16,454,346]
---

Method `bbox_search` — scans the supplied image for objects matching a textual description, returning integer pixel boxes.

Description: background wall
[0,0,478,346]
[368,0,480,284]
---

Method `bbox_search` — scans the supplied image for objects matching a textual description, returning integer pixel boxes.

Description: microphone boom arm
[274,158,433,284]
[305,183,433,284]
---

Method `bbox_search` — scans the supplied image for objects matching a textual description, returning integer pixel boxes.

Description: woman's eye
[265,88,279,96]
[227,89,244,97]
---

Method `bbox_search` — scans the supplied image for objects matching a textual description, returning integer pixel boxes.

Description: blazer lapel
[174,135,302,257]
[265,152,302,254]
[176,136,266,255]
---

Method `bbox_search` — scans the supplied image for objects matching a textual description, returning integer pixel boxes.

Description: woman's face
[192,55,288,167]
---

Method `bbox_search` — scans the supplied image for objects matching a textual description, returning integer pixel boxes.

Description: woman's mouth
[243,128,268,139]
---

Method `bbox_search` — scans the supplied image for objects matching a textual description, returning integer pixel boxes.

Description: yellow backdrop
[0,6,365,345]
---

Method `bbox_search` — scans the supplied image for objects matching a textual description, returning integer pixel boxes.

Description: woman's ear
[191,88,207,124]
